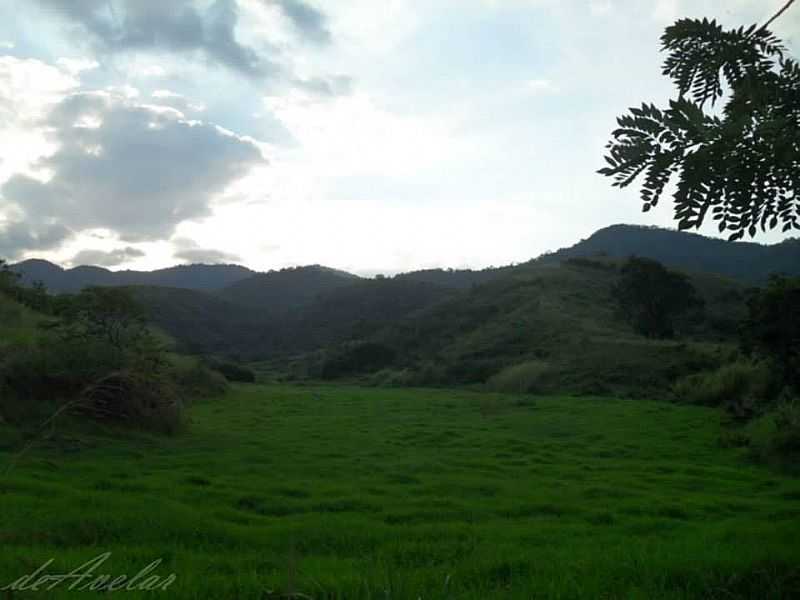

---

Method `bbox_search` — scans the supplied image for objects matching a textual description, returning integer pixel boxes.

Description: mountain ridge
[10,224,799,295]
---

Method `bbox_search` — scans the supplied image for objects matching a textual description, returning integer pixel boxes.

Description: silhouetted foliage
[208,359,256,383]
[741,275,800,389]
[599,19,800,240]
[613,257,703,338]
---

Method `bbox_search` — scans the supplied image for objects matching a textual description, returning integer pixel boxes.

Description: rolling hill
[541,224,800,283]
[217,265,361,313]
[10,260,255,292]
[311,256,749,398]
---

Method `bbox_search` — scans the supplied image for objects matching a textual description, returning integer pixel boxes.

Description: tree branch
[761,0,797,31]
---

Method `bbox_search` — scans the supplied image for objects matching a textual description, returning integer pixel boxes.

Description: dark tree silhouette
[741,275,800,388]
[599,6,800,240]
[613,257,703,339]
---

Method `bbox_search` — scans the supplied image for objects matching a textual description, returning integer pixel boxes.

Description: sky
[0,0,797,275]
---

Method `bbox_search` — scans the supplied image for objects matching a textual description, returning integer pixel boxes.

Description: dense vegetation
[612,257,703,339]
[0,262,227,433]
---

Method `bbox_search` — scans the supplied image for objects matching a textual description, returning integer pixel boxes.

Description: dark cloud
[70,246,145,267]
[269,0,331,44]
[172,237,241,264]
[34,0,279,78]
[0,220,72,260]
[1,90,265,248]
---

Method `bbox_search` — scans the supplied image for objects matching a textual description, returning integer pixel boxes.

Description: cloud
[172,237,241,263]
[292,74,352,97]
[1,89,265,250]
[0,220,72,260]
[526,79,559,95]
[268,0,331,44]
[151,89,206,113]
[33,0,279,78]
[69,246,145,267]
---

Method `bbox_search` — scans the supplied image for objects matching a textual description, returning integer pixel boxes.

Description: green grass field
[1,385,799,598]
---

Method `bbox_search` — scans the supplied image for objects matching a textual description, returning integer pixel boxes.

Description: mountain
[540,224,800,283]
[128,286,286,359]
[131,277,458,360]
[218,265,361,313]
[10,260,255,293]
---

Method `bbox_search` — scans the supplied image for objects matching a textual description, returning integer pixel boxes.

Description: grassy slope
[0,384,798,599]
[369,260,746,395]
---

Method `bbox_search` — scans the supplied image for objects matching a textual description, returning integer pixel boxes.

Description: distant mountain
[218,265,361,313]
[541,224,800,283]
[128,286,286,359]
[10,260,255,293]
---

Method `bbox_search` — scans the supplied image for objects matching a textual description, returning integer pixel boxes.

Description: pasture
[0,385,798,598]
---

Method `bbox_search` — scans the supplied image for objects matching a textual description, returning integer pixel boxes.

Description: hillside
[128,286,285,359]
[393,267,512,289]
[131,277,460,360]
[541,224,800,283]
[10,260,255,292]
[218,265,361,313]
[312,257,748,398]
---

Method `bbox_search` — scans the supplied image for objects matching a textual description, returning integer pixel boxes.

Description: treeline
[611,257,800,460]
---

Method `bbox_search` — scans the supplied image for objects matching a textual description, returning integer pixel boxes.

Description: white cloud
[56,57,99,76]
[526,79,560,95]
[264,91,469,178]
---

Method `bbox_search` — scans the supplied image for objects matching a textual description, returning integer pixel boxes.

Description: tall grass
[486,360,552,393]
[672,360,775,407]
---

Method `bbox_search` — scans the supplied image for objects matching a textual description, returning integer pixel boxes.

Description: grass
[0,384,799,598]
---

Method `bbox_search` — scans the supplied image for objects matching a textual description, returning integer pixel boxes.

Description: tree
[613,257,703,338]
[741,275,800,388]
[0,259,20,293]
[599,5,800,240]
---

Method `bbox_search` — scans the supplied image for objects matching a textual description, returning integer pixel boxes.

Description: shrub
[672,360,776,414]
[76,369,186,435]
[0,287,226,433]
[772,393,800,454]
[170,357,229,400]
[367,368,411,387]
[208,360,256,383]
[486,360,552,393]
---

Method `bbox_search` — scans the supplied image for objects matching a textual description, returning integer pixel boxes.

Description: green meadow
[1,384,798,599]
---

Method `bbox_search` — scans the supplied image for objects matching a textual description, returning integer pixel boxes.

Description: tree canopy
[599,12,799,240]
[741,275,800,388]
[612,257,703,339]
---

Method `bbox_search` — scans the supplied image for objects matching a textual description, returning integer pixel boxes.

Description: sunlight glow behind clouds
[0,0,796,270]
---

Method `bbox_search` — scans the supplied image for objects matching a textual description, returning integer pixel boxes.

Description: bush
[170,357,229,400]
[772,393,800,454]
[0,287,228,434]
[672,360,776,415]
[486,360,552,393]
[366,368,412,387]
[76,369,186,435]
[208,360,256,383]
